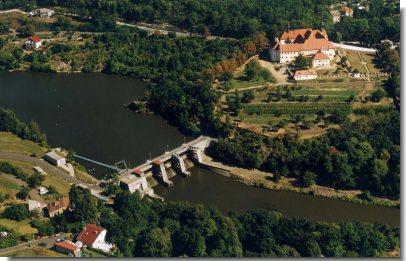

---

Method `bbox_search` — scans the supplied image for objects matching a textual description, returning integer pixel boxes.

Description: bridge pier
[152,160,173,187]
[171,153,191,177]
[188,146,203,164]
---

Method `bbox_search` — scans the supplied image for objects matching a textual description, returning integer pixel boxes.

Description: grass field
[346,52,368,73]
[0,132,47,156]
[0,218,37,235]
[4,247,66,257]
[0,175,21,193]
[2,159,70,196]
[361,53,381,73]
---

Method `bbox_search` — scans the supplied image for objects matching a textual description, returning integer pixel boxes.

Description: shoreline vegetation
[199,154,399,209]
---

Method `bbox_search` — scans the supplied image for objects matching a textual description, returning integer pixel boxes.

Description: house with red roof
[47,197,70,217]
[312,52,331,68]
[76,224,114,252]
[25,36,42,50]
[54,241,81,257]
[341,6,354,17]
[269,28,336,64]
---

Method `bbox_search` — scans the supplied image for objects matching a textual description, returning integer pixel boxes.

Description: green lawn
[361,53,381,73]
[0,132,47,156]
[1,159,70,196]
[237,114,315,125]
[0,218,37,235]
[346,52,368,73]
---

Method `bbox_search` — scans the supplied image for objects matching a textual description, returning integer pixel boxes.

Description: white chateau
[269,28,336,65]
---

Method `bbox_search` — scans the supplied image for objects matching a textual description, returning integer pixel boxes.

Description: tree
[294,54,311,69]
[16,186,30,200]
[135,228,172,257]
[299,171,317,187]
[68,185,98,224]
[241,90,255,103]
[28,172,45,188]
[245,60,261,80]
[3,204,30,221]
[370,88,387,102]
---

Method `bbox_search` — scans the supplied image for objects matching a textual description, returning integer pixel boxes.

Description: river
[0,72,399,226]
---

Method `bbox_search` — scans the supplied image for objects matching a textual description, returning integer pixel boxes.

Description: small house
[37,8,55,18]
[76,224,114,252]
[341,6,353,17]
[38,187,49,195]
[44,150,66,167]
[312,52,330,68]
[25,36,42,50]
[330,10,341,23]
[33,166,46,175]
[28,199,42,212]
[54,241,81,257]
[294,69,318,81]
[48,197,70,217]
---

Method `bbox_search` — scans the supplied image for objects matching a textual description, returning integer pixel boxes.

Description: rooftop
[294,69,317,76]
[28,36,41,43]
[55,241,78,252]
[76,224,106,245]
[313,52,330,60]
[45,150,64,161]
[275,28,335,53]
[48,197,69,213]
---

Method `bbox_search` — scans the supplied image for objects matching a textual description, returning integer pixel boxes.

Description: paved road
[0,151,99,191]
[0,233,68,256]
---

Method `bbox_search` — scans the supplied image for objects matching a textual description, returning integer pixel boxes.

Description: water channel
[0,72,399,226]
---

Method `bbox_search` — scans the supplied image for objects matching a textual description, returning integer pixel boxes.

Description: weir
[171,153,191,177]
[74,136,215,197]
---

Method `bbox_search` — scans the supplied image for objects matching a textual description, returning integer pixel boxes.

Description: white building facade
[269,28,336,64]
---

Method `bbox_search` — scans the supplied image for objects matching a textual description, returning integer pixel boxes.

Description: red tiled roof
[275,29,335,53]
[313,52,330,60]
[294,69,317,76]
[280,28,327,41]
[342,6,353,13]
[76,224,105,246]
[133,168,143,176]
[55,241,77,252]
[153,160,162,165]
[28,36,41,43]
[48,197,69,213]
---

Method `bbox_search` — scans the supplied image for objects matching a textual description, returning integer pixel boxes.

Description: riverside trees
[208,110,400,199]
[51,186,399,257]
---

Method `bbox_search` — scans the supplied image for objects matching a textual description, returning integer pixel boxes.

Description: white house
[76,224,114,252]
[38,187,49,195]
[25,36,42,50]
[294,69,318,81]
[28,200,42,212]
[33,166,46,175]
[312,52,331,68]
[44,150,66,167]
[269,28,335,63]
[37,8,55,18]
[119,168,154,197]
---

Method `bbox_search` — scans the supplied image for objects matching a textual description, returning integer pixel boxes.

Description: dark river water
[0,72,400,226]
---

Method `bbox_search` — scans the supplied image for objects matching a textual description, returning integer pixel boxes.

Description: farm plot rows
[243,102,352,115]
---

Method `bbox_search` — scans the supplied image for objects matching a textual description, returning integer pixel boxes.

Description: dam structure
[118,136,214,197]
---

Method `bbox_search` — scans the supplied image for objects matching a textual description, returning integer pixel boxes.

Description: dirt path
[257,59,290,85]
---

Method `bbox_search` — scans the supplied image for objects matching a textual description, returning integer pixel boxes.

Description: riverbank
[200,154,399,208]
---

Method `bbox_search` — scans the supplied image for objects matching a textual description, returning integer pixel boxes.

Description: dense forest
[0,0,400,44]
[208,110,400,199]
[49,186,399,257]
